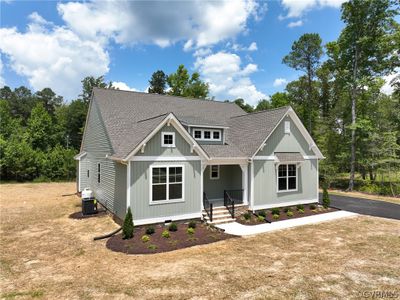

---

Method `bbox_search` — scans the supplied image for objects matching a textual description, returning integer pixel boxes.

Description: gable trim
[124,113,209,161]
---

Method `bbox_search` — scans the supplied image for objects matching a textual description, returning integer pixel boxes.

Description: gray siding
[130,160,201,221]
[203,165,242,200]
[81,100,126,219]
[79,156,90,191]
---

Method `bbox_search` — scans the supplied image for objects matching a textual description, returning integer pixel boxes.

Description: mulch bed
[106,222,234,254]
[69,210,107,220]
[236,203,338,225]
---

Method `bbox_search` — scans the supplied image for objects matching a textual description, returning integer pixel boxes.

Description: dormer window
[204,131,211,139]
[194,130,201,139]
[213,131,220,139]
[192,129,222,141]
[161,132,175,147]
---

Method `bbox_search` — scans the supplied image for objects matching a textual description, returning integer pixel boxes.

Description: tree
[80,76,112,104]
[35,88,63,115]
[148,70,167,94]
[283,33,323,134]
[333,0,399,190]
[233,98,253,113]
[167,65,209,99]
[269,92,290,108]
[122,207,134,239]
[322,184,330,208]
[27,102,54,151]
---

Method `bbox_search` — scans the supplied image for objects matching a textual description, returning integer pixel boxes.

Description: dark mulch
[106,222,234,254]
[69,210,107,220]
[236,203,338,225]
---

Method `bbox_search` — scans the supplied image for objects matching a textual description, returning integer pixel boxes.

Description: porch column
[239,163,248,205]
[200,161,207,211]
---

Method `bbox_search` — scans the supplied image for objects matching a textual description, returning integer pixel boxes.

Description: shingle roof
[275,152,304,162]
[91,88,290,159]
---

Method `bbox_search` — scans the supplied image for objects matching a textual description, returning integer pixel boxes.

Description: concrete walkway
[215,210,358,236]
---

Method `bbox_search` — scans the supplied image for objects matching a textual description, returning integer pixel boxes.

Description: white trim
[74,152,87,160]
[316,159,319,200]
[161,132,176,148]
[240,164,249,205]
[149,164,185,204]
[186,124,229,129]
[192,129,222,142]
[206,158,248,165]
[78,159,82,192]
[253,156,276,161]
[200,161,205,212]
[252,199,318,211]
[134,212,202,226]
[126,161,131,211]
[250,160,254,210]
[210,165,220,180]
[131,156,201,162]
[303,155,319,160]
[276,163,298,193]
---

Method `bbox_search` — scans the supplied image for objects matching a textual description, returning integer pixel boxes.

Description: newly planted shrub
[296,204,304,211]
[187,227,195,235]
[273,214,280,220]
[310,204,317,210]
[271,207,280,215]
[283,207,291,213]
[257,215,265,222]
[162,230,170,238]
[188,220,197,229]
[298,208,305,214]
[145,226,155,235]
[148,244,157,250]
[258,210,266,218]
[243,212,251,220]
[322,185,330,208]
[141,235,150,243]
[168,222,178,232]
[287,211,294,217]
[122,207,134,239]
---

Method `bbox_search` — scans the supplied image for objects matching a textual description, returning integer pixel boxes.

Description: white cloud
[381,71,399,95]
[229,41,258,52]
[280,0,344,18]
[0,13,109,99]
[0,55,5,87]
[112,81,137,92]
[193,48,212,57]
[287,20,303,28]
[195,51,266,105]
[248,42,258,51]
[273,78,288,87]
[58,0,264,49]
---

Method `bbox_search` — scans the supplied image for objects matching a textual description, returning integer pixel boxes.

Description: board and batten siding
[203,165,241,200]
[252,115,318,209]
[80,99,127,219]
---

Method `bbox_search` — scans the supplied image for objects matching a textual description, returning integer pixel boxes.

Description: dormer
[188,126,227,145]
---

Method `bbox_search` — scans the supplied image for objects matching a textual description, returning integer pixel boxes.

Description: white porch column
[200,161,207,211]
[239,163,249,205]
[126,161,131,211]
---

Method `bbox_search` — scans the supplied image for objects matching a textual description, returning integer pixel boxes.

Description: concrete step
[207,218,235,225]
[203,213,232,219]
[202,210,231,216]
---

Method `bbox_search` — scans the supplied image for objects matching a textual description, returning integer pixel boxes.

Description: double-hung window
[161,132,175,147]
[151,166,184,203]
[210,165,219,180]
[97,163,101,183]
[277,164,297,192]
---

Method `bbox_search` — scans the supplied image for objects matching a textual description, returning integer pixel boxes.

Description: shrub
[322,185,330,208]
[271,208,280,215]
[243,212,251,220]
[296,204,304,211]
[188,220,197,229]
[148,244,157,250]
[298,208,305,214]
[283,207,291,213]
[287,211,294,217]
[141,235,150,243]
[258,210,266,218]
[168,222,178,232]
[187,227,195,235]
[162,230,170,238]
[122,207,134,239]
[145,226,155,235]
[310,204,317,210]
[273,214,280,220]
[257,215,265,222]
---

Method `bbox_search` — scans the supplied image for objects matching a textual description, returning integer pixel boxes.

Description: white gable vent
[284,121,290,134]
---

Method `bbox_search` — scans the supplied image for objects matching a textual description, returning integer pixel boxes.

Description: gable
[256,114,316,157]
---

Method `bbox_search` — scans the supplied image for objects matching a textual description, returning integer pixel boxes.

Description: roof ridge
[93,87,242,107]
[230,106,290,119]
[137,113,169,123]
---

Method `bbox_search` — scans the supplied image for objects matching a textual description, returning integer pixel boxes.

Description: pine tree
[322,185,330,208]
[122,207,134,239]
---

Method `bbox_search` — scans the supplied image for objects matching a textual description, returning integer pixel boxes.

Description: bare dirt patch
[1,182,399,299]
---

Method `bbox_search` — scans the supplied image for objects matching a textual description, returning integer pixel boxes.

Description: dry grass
[1,183,399,300]
[324,188,400,205]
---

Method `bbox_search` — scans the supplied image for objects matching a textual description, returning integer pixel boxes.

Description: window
[87,170,89,178]
[204,131,211,139]
[97,163,101,183]
[194,130,201,139]
[277,164,297,192]
[213,131,220,140]
[210,165,219,180]
[285,121,290,134]
[161,132,175,147]
[151,166,184,203]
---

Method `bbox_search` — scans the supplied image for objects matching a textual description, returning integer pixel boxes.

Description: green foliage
[296,205,304,211]
[145,226,155,235]
[273,214,280,220]
[287,211,294,217]
[271,208,280,215]
[233,98,253,113]
[258,210,266,218]
[310,204,317,210]
[148,244,157,250]
[188,221,197,229]
[167,65,209,99]
[322,185,330,208]
[122,207,134,239]
[148,70,167,94]
[168,222,178,232]
[187,227,195,235]
[243,212,251,220]
[80,76,111,104]
[162,230,170,238]
[298,209,305,214]
[283,207,291,213]
[257,215,265,222]
[141,235,150,243]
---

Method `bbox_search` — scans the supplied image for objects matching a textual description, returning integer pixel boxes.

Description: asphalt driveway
[319,193,400,220]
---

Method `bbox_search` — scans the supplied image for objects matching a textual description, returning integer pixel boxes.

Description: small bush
[296,204,304,210]
[187,227,195,235]
[148,244,157,250]
[298,208,305,214]
[310,204,317,210]
[273,214,280,220]
[287,211,294,217]
[271,208,280,215]
[168,222,178,232]
[257,215,265,222]
[322,185,330,208]
[258,210,266,218]
[283,207,291,213]
[162,230,170,238]
[145,226,155,235]
[141,235,150,243]
[122,207,134,239]
[243,212,251,220]
[188,220,197,229]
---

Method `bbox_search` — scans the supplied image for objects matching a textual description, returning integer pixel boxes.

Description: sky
[0,0,394,105]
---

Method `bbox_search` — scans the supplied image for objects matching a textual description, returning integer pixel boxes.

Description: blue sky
[0,0,348,104]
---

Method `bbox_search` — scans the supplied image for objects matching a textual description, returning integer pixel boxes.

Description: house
[75,88,324,225]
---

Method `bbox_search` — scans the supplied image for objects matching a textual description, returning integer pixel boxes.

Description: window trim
[276,163,298,193]
[284,121,291,134]
[209,165,220,180]
[161,132,176,148]
[97,163,101,183]
[192,129,222,141]
[149,164,185,205]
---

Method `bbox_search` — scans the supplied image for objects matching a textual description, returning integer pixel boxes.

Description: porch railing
[203,192,213,222]
[225,189,244,204]
[224,190,235,218]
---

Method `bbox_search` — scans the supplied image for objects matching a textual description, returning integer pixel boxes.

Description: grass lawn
[1,183,399,299]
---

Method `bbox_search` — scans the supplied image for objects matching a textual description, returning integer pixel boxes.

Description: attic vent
[284,121,290,134]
